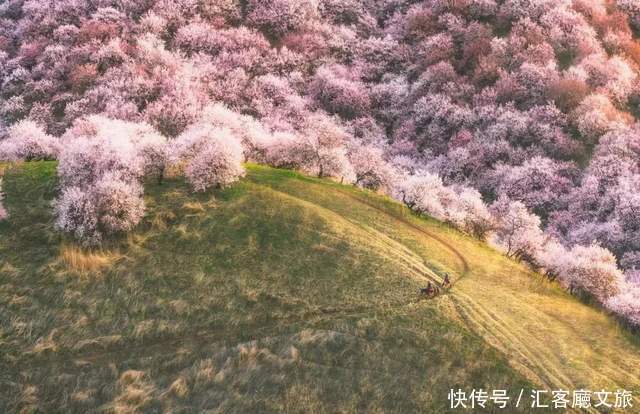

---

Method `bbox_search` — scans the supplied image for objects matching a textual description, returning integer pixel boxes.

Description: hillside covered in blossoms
[4,1,640,411]
[0,0,640,334]
[2,1,640,332]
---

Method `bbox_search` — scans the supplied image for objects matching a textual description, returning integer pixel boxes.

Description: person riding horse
[442,273,451,289]
[420,282,439,298]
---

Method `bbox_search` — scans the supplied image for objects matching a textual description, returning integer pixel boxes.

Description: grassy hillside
[0,162,638,413]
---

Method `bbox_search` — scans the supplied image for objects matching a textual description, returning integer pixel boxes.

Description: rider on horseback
[420,282,439,297]
[442,273,451,289]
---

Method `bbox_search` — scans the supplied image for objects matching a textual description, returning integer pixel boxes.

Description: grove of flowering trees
[1,0,640,325]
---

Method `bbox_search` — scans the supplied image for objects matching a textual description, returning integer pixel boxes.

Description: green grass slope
[0,162,638,413]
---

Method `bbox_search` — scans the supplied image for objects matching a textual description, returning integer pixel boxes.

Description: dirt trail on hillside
[312,186,640,406]
[333,188,470,282]
[333,188,597,392]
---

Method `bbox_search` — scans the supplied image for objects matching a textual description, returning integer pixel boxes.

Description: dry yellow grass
[182,201,206,213]
[111,371,156,414]
[59,244,119,274]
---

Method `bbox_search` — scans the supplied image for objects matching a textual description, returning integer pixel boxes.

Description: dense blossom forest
[1,0,640,325]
